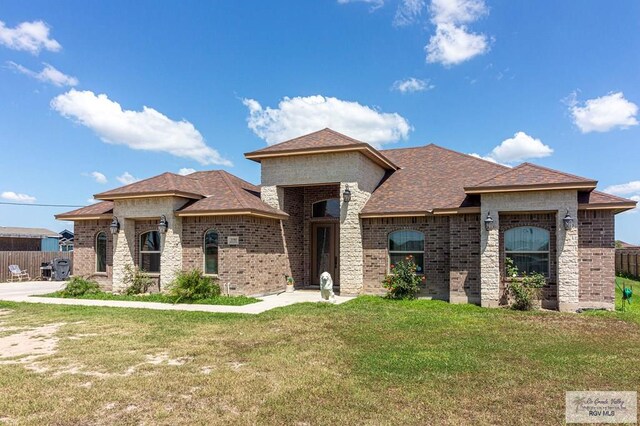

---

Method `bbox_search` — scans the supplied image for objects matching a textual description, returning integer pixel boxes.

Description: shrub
[168,269,221,302]
[122,265,153,295]
[382,255,422,300]
[60,277,101,297]
[505,257,546,311]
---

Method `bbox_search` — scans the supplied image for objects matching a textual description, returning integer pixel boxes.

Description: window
[204,229,219,275]
[312,199,340,218]
[388,230,424,274]
[504,227,550,276]
[140,231,161,273]
[95,232,107,273]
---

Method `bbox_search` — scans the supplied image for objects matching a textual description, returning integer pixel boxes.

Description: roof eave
[94,191,203,201]
[55,214,113,221]
[578,202,637,213]
[464,182,597,194]
[175,209,289,220]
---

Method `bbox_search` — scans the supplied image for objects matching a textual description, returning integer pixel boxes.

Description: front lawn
[39,290,259,306]
[1,284,639,424]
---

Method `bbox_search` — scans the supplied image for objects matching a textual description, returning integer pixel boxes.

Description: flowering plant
[382,255,422,299]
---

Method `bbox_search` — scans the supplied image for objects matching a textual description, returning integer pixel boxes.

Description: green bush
[382,255,422,300]
[122,264,153,295]
[505,257,546,311]
[168,269,221,302]
[60,277,101,297]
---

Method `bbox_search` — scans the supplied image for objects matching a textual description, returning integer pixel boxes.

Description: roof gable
[55,201,114,220]
[464,163,597,194]
[94,172,206,200]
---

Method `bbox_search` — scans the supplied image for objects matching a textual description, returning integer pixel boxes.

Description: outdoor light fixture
[484,212,496,231]
[563,209,575,230]
[343,184,352,203]
[110,217,120,235]
[158,215,169,234]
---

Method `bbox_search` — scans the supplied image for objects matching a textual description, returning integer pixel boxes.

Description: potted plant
[285,275,295,293]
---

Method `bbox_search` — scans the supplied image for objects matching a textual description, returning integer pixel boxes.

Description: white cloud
[1,191,36,203]
[0,20,61,54]
[470,131,553,165]
[629,195,640,213]
[89,171,108,184]
[392,77,434,93]
[393,0,426,26]
[567,92,638,133]
[425,0,490,66]
[116,172,138,185]
[178,168,196,176]
[337,0,385,10]
[51,90,232,166]
[6,61,78,87]
[86,198,99,204]
[603,181,640,196]
[243,95,412,148]
[468,152,499,164]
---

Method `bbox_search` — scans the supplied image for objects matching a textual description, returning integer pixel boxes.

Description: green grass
[38,290,259,306]
[1,283,639,425]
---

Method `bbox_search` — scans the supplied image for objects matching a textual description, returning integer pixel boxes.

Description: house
[59,229,74,252]
[55,129,636,311]
[0,227,61,252]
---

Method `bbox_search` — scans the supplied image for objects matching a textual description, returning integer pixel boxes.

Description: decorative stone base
[558,302,579,313]
[481,299,500,308]
[577,301,615,311]
[449,294,481,305]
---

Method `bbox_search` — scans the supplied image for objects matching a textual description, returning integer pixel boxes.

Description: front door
[311,222,339,286]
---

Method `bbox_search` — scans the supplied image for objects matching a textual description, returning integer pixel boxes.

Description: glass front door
[311,223,339,286]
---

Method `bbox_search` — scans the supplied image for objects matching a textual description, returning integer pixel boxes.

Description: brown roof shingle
[55,201,114,220]
[361,144,509,215]
[578,190,637,211]
[95,172,206,200]
[465,163,597,193]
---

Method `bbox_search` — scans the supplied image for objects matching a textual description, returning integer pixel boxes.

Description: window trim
[203,228,219,277]
[95,231,107,274]
[139,230,161,274]
[387,229,425,275]
[311,198,341,219]
[504,226,550,278]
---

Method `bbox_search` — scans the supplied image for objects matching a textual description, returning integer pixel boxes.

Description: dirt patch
[0,323,64,364]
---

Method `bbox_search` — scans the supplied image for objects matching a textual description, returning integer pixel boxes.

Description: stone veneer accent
[181,215,288,296]
[260,152,386,294]
[362,216,450,298]
[112,197,187,292]
[578,210,615,309]
[480,190,579,311]
[72,219,113,289]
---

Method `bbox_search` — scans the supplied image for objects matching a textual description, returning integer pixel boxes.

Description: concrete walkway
[0,281,354,314]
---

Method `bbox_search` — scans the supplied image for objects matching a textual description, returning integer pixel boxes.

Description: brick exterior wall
[362,216,450,298]
[449,214,481,304]
[73,220,113,289]
[578,210,615,308]
[282,187,304,286]
[498,213,558,308]
[303,185,340,285]
[182,215,288,296]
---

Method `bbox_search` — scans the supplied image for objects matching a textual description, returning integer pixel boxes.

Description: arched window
[388,230,425,274]
[95,231,107,273]
[312,199,340,218]
[140,231,161,273]
[504,227,550,276]
[204,229,219,275]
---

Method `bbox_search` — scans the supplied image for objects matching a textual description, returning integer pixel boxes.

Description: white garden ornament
[319,271,336,303]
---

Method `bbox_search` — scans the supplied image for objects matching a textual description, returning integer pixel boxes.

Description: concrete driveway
[0,281,354,314]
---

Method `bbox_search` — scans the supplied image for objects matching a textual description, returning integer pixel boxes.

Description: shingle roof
[578,190,637,211]
[244,128,398,170]
[0,227,61,238]
[361,144,509,215]
[55,201,114,220]
[464,163,597,193]
[94,172,206,200]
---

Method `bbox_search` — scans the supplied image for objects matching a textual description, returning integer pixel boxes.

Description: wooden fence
[616,249,640,278]
[0,251,73,282]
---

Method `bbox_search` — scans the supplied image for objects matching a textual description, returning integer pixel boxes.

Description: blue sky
[1,0,639,242]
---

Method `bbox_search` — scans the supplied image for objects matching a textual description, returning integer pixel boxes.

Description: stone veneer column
[260,185,284,210]
[339,181,370,295]
[112,217,135,292]
[480,208,500,307]
[160,215,183,290]
[557,206,579,312]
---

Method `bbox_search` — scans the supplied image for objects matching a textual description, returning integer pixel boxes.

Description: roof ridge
[218,169,250,209]
[518,162,597,183]
[382,143,511,171]
[472,164,522,186]
[218,170,259,191]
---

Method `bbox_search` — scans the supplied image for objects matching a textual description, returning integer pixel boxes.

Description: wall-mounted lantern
[343,184,352,203]
[158,215,169,234]
[563,209,575,230]
[110,217,120,235]
[484,212,496,231]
